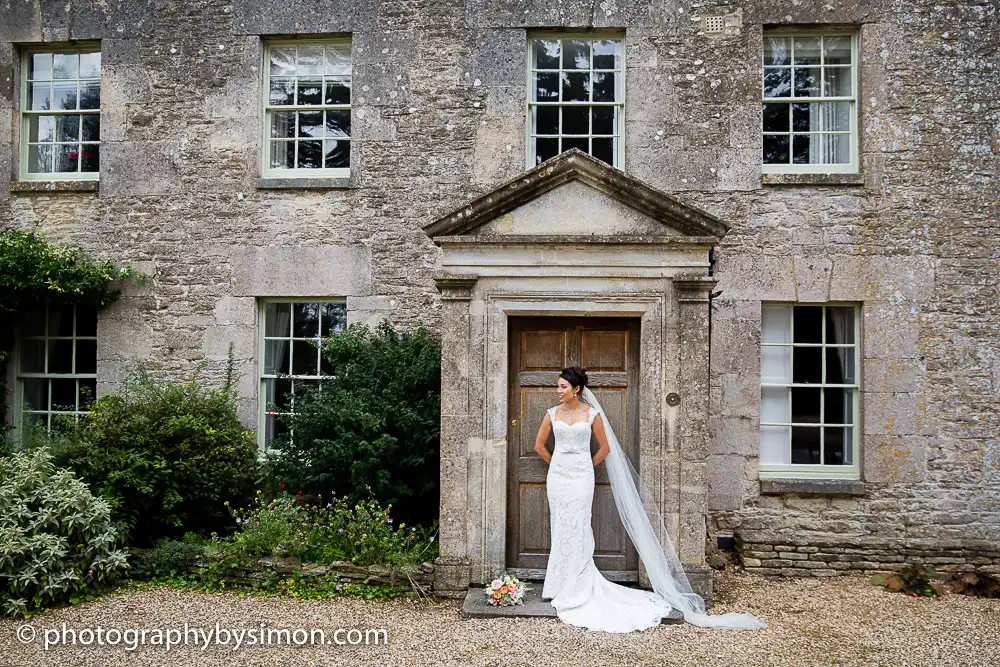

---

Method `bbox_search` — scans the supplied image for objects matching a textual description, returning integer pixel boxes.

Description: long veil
[581,387,766,629]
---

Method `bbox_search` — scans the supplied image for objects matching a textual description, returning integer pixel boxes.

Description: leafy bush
[0,448,128,617]
[945,572,1000,597]
[871,563,942,597]
[49,364,259,546]
[131,538,206,580]
[265,319,441,527]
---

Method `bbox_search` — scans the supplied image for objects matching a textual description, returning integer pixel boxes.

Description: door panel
[506,316,641,579]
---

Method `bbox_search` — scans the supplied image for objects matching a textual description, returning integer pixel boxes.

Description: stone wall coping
[10,180,100,193]
[759,478,867,496]
[256,177,353,190]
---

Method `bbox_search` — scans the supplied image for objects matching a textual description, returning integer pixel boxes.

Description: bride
[534,366,766,633]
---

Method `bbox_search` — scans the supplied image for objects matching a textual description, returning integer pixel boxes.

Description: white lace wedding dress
[541,405,674,633]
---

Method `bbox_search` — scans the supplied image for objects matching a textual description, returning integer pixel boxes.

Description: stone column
[672,274,718,604]
[431,274,477,598]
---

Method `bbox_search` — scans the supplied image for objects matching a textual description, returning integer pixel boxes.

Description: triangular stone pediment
[423,149,729,241]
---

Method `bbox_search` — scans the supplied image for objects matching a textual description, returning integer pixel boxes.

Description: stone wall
[1,0,998,576]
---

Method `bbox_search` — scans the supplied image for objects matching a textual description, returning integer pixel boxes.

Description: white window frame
[525,32,626,170]
[19,44,102,182]
[256,298,347,453]
[759,302,862,480]
[12,303,98,441]
[260,38,352,180]
[761,30,859,174]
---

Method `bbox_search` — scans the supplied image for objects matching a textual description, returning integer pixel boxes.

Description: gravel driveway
[2,571,998,667]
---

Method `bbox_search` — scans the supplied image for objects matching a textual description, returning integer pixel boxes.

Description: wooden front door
[505,316,641,582]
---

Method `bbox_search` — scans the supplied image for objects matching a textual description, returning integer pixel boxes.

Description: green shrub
[265,319,441,527]
[50,365,259,546]
[0,447,128,617]
[131,539,206,580]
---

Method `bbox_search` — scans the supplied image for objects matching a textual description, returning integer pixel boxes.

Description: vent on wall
[703,16,725,34]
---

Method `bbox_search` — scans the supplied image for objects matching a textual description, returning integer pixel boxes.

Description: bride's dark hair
[559,366,589,396]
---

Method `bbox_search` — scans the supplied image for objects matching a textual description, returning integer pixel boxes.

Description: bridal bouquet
[485,573,529,606]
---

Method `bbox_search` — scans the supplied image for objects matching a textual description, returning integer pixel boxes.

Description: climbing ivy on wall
[0,229,142,436]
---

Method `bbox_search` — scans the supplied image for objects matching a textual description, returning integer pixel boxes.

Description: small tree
[266,319,441,527]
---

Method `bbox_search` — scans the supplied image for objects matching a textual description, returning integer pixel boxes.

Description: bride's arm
[591,414,611,468]
[534,412,553,464]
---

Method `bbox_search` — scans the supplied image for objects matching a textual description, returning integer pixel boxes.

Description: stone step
[461,584,685,624]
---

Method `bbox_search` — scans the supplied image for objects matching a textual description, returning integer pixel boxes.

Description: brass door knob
[665,393,680,406]
[511,419,518,426]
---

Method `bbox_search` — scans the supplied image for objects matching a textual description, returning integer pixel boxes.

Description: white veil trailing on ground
[581,387,766,629]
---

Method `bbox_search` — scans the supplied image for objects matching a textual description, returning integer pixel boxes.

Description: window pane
[320,303,347,336]
[324,77,351,105]
[792,346,822,384]
[55,144,80,173]
[75,339,97,374]
[265,377,294,412]
[51,378,76,411]
[763,37,790,66]
[19,339,45,373]
[270,111,295,139]
[823,427,848,465]
[760,425,790,464]
[265,302,292,337]
[29,82,51,110]
[561,106,588,135]
[792,37,821,65]
[28,144,53,173]
[792,103,816,132]
[82,114,100,141]
[53,53,78,79]
[325,45,351,75]
[31,115,54,142]
[561,72,590,102]
[762,134,789,164]
[56,114,80,141]
[296,140,322,168]
[592,72,616,102]
[535,138,559,165]
[826,306,855,344]
[298,110,323,138]
[760,386,789,423]
[76,306,97,336]
[592,106,615,135]
[47,340,73,373]
[533,105,558,135]
[325,109,350,137]
[822,134,850,164]
[762,103,789,132]
[591,137,614,166]
[270,141,294,169]
[824,67,852,97]
[79,378,97,409]
[49,306,74,336]
[269,78,295,105]
[763,68,790,97]
[81,144,99,172]
[293,303,320,337]
[791,386,821,423]
[823,101,851,131]
[292,339,319,376]
[52,81,78,110]
[792,134,815,164]
[534,72,559,101]
[270,47,296,75]
[533,40,560,69]
[264,340,290,375]
[593,40,620,69]
[323,139,349,168]
[30,53,52,80]
[79,81,100,109]
[23,378,48,411]
[791,426,821,463]
[562,40,589,69]
[297,78,322,105]
[562,137,588,153]
[825,348,855,384]
[762,306,791,343]
[761,346,791,384]
[793,68,820,97]
[79,52,101,78]
[297,46,324,75]
[823,36,852,65]
[824,388,854,424]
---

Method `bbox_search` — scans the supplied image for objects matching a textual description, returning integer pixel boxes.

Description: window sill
[762,173,864,186]
[10,180,99,193]
[759,478,866,496]
[256,177,353,190]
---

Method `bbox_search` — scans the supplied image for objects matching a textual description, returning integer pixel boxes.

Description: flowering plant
[485,573,529,606]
